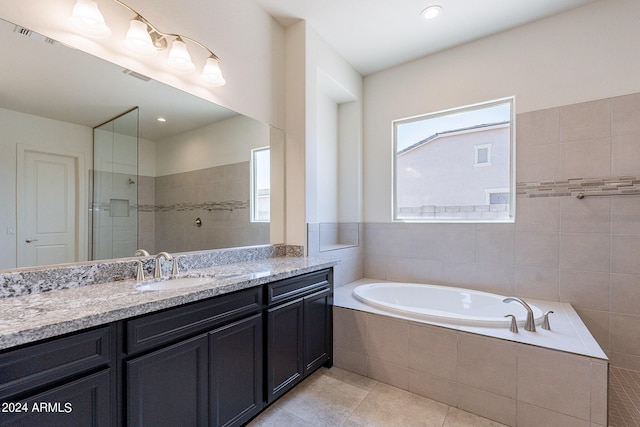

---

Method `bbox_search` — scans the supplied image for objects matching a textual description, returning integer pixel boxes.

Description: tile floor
[609,367,640,427]
[249,366,640,426]
[247,367,506,427]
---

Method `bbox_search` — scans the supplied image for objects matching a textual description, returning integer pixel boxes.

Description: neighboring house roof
[397,121,510,155]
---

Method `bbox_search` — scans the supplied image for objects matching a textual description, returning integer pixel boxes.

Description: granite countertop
[0,257,336,351]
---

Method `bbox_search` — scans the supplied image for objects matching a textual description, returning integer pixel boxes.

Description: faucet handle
[133,260,145,282]
[504,314,518,333]
[542,310,554,330]
[171,255,186,276]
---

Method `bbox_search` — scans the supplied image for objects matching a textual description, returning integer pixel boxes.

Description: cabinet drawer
[125,286,262,354]
[0,326,113,400]
[0,369,112,427]
[267,269,331,306]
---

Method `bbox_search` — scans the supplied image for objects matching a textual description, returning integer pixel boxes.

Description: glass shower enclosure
[90,108,139,260]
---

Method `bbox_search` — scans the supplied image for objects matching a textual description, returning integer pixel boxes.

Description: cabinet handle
[25,239,39,243]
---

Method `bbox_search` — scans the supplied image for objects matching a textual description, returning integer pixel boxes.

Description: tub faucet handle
[542,310,554,330]
[504,314,518,333]
[503,297,536,332]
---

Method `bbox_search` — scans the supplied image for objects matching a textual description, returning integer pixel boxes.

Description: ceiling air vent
[122,69,152,82]
[13,25,57,45]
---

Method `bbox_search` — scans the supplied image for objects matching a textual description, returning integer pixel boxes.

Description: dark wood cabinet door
[266,298,304,403]
[303,288,332,374]
[209,313,263,427]
[126,334,208,427]
[0,369,112,427]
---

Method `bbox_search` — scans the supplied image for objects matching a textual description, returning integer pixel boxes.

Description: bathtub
[353,282,544,328]
[336,279,609,426]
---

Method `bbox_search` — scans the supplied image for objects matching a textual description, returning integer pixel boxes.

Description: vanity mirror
[0,16,283,270]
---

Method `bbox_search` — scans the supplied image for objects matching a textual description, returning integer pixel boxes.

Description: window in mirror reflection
[393,97,515,222]
[251,147,270,222]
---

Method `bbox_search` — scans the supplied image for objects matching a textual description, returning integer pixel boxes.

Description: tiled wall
[91,170,138,259]
[334,307,608,426]
[361,92,640,370]
[307,223,364,287]
[138,162,269,254]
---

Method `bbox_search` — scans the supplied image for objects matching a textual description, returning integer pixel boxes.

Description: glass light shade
[70,0,111,38]
[125,19,157,56]
[168,39,195,72]
[202,57,226,86]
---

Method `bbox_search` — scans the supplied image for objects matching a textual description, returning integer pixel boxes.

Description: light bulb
[202,57,226,86]
[168,38,195,72]
[70,0,111,38]
[125,18,157,56]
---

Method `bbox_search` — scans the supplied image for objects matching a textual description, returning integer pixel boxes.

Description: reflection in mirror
[0,17,279,270]
[91,108,140,260]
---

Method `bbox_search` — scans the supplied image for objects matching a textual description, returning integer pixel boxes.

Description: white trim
[474,143,492,167]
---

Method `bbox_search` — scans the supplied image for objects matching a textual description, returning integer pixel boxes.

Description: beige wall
[364,0,640,222]
[356,0,640,369]
[363,93,640,370]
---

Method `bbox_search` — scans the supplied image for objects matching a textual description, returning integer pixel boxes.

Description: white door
[17,151,77,267]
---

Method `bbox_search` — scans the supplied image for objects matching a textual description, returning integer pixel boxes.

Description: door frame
[16,144,88,265]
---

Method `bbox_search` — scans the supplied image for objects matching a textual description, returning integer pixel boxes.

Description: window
[250,147,270,222]
[474,144,492,166]
[393,97,515,222]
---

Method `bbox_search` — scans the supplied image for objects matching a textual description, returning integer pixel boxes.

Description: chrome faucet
[154,252,173,279]
[131,260,145,282]
[171,255,186,277]
[134,249,150,257]
[503,297,536,332]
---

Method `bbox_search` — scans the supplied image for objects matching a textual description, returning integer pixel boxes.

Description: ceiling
[255,0,598,75]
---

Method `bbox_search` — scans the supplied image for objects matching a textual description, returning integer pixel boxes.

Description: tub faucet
[154,252,173,279]
[503,297,536,332]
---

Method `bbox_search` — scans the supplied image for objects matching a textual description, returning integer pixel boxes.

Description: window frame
[474,143,492,167]
[250,146,270,223]
[392,97,516,223]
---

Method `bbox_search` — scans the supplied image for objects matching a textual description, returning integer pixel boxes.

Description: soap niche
[319,223,359,252]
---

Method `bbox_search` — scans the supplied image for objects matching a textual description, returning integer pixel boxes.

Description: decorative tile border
[92,200,249,213]
[517,175,640,198]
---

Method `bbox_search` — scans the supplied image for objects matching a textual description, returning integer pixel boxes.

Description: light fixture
[202,56,226,87]
[168,37,195,72]
[70,0,111,38]
[70,0,226,86]
[421,5,443,20]
[125,17,156,56]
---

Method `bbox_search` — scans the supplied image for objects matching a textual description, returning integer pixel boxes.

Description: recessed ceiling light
[421,5,443,20]
[157,117,166,122]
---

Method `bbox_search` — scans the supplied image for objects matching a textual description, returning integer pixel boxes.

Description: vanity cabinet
[123,286,263,427]
[0,267,332,427]
[266,269,333,403]
[0,326,115,427]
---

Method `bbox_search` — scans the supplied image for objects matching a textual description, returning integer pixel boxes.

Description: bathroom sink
[135,276,213,291]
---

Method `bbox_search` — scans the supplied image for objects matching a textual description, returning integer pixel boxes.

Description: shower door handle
[25,239,38,243]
